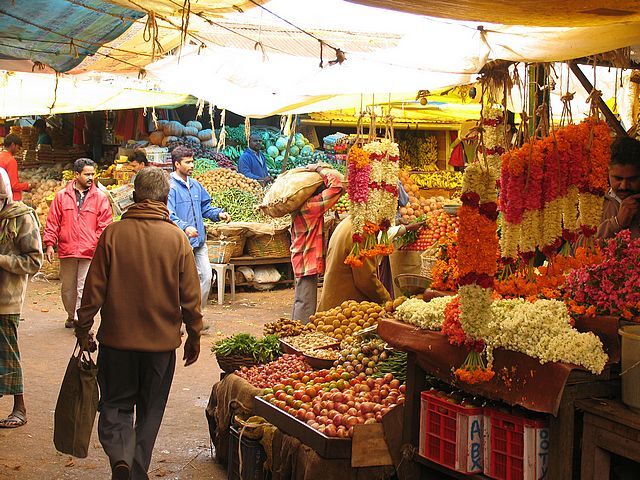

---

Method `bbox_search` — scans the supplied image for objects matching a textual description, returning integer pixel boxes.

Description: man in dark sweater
[76,167,203,480]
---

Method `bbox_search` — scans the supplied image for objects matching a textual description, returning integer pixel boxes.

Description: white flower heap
[395,297,454,331]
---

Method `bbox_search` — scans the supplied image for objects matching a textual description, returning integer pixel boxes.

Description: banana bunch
[410,170,463,189]
[62,170,74,181]
[399,135,439,170]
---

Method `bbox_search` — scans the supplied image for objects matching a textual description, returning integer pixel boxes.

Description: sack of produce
[258,167,343,218]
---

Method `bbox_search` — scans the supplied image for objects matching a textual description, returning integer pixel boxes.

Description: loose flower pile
[394,296,454,330]
[564,230,640,320]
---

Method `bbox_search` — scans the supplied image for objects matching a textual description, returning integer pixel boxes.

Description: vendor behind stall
[34,119,52,146]
[0,134,30,201]
[598,136,640,239]
[237,134,272,186]
[318,215,391,312]
[291,165,343,323]
[128,150,148,181]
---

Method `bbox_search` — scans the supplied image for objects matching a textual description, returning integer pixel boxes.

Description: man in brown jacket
[76,167,203,480]
[318,215,391,312]
[597,136,640,240]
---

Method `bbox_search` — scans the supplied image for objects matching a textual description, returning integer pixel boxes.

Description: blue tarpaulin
[0,0,145,72]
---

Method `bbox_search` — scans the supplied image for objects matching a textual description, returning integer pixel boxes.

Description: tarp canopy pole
[568,61,627,137]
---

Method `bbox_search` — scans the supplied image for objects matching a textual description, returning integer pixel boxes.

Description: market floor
[0,279,295,479]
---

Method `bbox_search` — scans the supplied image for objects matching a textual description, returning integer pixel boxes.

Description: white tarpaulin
[0,71,193,117]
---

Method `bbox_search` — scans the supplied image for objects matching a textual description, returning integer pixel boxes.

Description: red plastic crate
[419,391,484,474]
[484,408,549,480]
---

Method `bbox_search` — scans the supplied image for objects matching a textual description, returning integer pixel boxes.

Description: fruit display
[236,354,312,389]
[333,337,389,377]
[309,301,386,343]
[400,209,459,251]
[399,135,438,171]
[264,318,316,338]
[398,168,445,224]
[410,170,463,190]
[196,168,263,199]
[281,332,339,352]
[332,193,349,216]
[262,370,406,438]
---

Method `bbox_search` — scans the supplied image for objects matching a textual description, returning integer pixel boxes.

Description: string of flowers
[346,138,399,266]
[481,104,507,171]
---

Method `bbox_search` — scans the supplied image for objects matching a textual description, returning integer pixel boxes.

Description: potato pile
[263,318,316,338]
[398,169,444,224]
[310,301,385,343]
[22,177,67,229]
[196,169,263,199]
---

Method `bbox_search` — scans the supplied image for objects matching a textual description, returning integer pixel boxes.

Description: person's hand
[183,335,200,366]
[77,331,97,353]
[185,226,198,238]
[219,212,231,223]
[46,245,56,263]
[617,193,640,228]
[406,220,426,232]
[261,175,273,184]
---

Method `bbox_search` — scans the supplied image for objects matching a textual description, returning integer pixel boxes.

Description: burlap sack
[259,168,343,218]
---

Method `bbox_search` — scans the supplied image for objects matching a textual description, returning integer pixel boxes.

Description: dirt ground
[0,279,295,479]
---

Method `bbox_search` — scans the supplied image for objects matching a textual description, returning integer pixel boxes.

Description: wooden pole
[568,62,627,137]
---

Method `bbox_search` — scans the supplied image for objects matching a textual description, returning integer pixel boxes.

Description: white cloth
[0,167,13,208]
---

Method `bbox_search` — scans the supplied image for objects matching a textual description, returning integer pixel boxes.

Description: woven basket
[215,354,257,373]
[207,240,235,264]
[246,231,291,257]
[420,244,439,279]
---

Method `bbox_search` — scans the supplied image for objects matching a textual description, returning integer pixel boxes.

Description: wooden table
[577,398,640,480]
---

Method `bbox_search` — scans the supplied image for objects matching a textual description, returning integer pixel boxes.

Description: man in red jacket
[0,134,30,201]
[44,158,112,328]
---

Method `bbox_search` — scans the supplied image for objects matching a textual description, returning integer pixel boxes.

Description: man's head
[248,134,263,152]
[3,134,22,155]
[73,158,97,190]
[133,167,170,204]
[172,146,194,178]
[129,150,148,173]
[34,118,47,134]
[609,136,640,200]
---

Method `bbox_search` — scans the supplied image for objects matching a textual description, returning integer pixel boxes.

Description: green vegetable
[210,188,262,223]
[211,333,282,363]
[193,158,219,177]
[373,351,407,383]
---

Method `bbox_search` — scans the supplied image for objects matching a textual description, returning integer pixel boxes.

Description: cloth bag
[53,346,99,458]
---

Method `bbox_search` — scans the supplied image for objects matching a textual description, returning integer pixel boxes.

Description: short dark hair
[134,167,170,203]
[610,136,640,168]
[171,146,193,168]
[129,150,148,165]
[73,158,96,173]
[33,119,47,130]
[4,134,22,148]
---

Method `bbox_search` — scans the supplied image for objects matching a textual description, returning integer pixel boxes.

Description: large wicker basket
[420,244,439,280]
[246,231,291,257]
[215,354,257,373]
[207,240,236,264]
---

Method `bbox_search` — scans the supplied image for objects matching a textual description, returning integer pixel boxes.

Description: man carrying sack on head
[75,167,203,480]
[0,167,43,428]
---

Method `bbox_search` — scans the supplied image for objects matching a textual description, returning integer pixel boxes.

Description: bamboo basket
[246,231,291,257]
[420,244,439,280]
[215,354,257,373]
[207,240,236,264]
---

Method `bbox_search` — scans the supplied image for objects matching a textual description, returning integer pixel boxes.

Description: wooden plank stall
[577,398,640,480]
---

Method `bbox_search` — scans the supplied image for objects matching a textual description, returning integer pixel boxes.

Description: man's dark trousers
[97,345,176,480]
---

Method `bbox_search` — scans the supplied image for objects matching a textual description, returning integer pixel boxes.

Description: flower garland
[346,139,399,266]
[481,105,507,171]
[500,119,611,260]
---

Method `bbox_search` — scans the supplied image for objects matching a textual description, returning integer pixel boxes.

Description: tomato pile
[262,370,405,438]
[236,354,312,389]
[402,210,459,251]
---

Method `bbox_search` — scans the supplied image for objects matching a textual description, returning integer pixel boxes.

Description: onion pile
[236,354,312,389]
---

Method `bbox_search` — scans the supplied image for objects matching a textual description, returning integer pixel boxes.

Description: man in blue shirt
[168,146,231,311]
[237,134,273,186]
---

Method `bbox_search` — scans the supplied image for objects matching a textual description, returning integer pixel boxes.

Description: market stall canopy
[0,70,194,117]
[0,0,266,73]
[346,0,640,27]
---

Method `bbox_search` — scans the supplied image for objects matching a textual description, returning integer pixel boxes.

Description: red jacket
[0,151,29,201]
[43,181,113,259]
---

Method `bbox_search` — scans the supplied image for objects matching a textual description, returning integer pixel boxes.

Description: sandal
[0,410,27,428]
